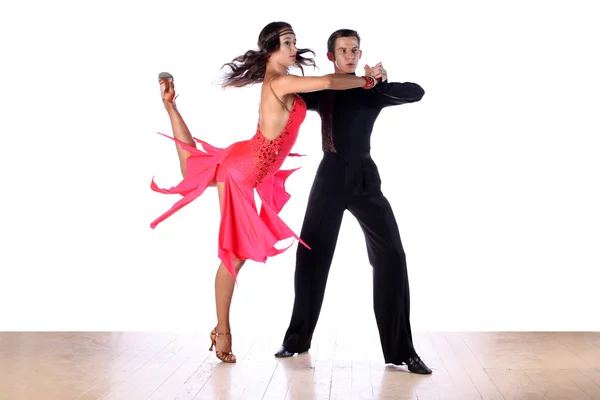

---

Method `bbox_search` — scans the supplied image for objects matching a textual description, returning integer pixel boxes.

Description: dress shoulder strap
[267,76,290,113]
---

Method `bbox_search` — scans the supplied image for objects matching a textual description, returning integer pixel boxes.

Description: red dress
[150,95,310,279]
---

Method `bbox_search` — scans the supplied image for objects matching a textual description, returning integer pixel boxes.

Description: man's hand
[364,62,388,83]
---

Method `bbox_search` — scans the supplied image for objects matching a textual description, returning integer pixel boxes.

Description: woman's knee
[233,257,246,272]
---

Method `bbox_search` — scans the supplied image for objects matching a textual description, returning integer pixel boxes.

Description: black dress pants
[281,152,417,364]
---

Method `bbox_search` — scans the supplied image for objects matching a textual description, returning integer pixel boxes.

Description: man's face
[328,36,362,74]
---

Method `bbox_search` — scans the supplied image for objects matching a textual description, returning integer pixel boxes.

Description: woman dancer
[151,21,378,363]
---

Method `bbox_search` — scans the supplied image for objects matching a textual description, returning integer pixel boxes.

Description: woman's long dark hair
[221,22,316,88]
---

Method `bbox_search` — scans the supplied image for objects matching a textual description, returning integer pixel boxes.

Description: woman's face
[269,31,298,68]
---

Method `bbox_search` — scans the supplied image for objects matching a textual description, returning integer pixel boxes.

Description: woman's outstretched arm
[271,73,376,96]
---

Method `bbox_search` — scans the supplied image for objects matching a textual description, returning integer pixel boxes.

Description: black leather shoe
[405,356,432,374]
[274,346,297,358]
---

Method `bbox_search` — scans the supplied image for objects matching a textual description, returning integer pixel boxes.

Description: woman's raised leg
[159,72,196,177]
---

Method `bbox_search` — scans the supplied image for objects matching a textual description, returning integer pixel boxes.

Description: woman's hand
[364,62,387,83]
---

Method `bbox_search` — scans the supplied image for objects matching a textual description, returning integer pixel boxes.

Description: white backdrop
[1,0,598,332]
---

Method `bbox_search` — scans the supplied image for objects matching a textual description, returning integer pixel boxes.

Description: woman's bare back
[258,76,297,141]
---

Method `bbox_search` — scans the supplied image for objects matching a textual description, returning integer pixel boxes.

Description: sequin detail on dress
[150,95,309,280]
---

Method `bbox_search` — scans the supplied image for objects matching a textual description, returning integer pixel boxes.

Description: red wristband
[362,76,376,89]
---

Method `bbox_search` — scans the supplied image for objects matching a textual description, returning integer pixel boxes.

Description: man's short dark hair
[327,29,361,53]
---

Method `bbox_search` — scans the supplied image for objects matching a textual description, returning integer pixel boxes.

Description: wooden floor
[1,331,600,400]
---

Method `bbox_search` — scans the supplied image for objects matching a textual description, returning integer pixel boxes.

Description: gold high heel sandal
[209,328,237,363]
[158,72,178,106]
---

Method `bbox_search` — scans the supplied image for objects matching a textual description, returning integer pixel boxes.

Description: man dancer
[274,29,432,375]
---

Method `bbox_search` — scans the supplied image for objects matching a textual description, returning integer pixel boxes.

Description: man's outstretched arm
[367,63,425,107]
[375,80,425,107]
